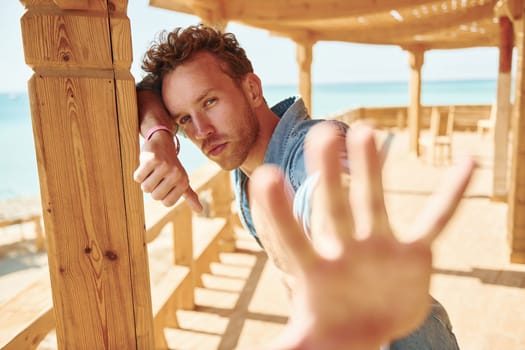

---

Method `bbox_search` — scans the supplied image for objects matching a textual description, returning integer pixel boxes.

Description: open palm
[249,125,474,350]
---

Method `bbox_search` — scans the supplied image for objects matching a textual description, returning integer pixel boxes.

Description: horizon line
[0,77,499,95]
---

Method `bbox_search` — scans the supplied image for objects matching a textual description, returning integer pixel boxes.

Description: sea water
[0,79,497,200]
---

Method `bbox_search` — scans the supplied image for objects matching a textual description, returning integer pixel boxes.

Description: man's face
[162,52,260,170]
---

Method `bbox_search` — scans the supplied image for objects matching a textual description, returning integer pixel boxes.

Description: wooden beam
[149,0,500,49]
[256,2,497,45]
[148,0,195,16]
[246,1,496,35]
[53,0,105,11]
[150,0,438,21]
[312,3,497,42]
[19,0,155,347]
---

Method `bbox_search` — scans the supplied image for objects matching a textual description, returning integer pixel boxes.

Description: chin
[217,162,239,171]
[213,157,243,171]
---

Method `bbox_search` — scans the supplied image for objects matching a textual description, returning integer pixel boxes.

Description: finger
[378,132,394,169]
[183,188,204,213]
[134,160,153,184]
[139,169,164,194]
[133,166,148,184]
[348,126,391,239]
[134,150,158,183]
[410,157,475,244]
[158,182,185,207]
[305,123,353,249]
[305,122,348,175]
[249,165,317,269]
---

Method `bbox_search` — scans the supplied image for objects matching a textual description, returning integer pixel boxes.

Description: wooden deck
[1,130,525,349]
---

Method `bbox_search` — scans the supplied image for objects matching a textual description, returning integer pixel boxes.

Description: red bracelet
[145,125,180,155]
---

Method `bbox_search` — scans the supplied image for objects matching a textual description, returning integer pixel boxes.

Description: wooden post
[508,7,525,263]
[493,16,514,200]
[210,171,236,251]
[296,39,314,115]
[19,0,155,348]
[407,48,425,157]
[171,204,196,310]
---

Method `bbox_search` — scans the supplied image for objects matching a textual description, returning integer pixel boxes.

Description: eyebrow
[172,88,214,121]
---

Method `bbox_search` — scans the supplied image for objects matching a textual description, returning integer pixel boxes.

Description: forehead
[161,52,239,111]
[163,53,233,91]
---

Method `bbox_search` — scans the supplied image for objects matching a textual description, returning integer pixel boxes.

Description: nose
[192,112,215,140]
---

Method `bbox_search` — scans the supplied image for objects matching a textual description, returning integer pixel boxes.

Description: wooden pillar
[493,17,515,200]
[210,171,236,251]
[296,39,314,115]
[20,0,155,348]
[508,7,525,263]
[407,48,425,156]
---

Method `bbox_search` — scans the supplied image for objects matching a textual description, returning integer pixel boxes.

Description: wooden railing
[0,215,45,252]
[0,163,236,350]
[329,104,492,131]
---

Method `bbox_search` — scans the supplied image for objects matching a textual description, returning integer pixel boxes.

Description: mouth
[204,142,227,157]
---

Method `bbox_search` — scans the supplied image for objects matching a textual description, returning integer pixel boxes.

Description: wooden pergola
[149,0,525,250]
[15,0,525,348]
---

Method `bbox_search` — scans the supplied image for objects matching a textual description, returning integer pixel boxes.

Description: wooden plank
[151,265,191,347]
[110,0,156,345]
[21,10,112,72]
[150,0,438,21]
[53,0,106,11]
[193,218,228,284]
[0,275,54,350]
[0,215,40,229]
[247,1,496,41]
[28,70,139,350]
[150,0,499,50]
[20,0,154,348]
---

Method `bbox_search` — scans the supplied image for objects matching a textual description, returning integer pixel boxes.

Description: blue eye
[205,97,217,107]
[179,115,191,125]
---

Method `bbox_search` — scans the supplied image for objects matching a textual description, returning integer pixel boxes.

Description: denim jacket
[232,97,459,350]
[233,96,343,242]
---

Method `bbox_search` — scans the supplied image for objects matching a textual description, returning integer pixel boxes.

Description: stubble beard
[215,104,260,171]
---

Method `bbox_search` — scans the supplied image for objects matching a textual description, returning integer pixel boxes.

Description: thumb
[183,187,204,213]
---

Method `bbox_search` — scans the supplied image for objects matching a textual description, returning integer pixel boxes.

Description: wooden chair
[477,103,496,137]
[419,106,455,165]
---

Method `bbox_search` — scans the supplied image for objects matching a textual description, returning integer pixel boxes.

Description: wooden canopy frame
[148,0,525,257]
[16,0,525,348]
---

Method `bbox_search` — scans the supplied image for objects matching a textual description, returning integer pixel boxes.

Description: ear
[242,73,264,108]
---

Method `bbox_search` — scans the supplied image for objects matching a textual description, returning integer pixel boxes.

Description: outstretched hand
[249,125,474,350]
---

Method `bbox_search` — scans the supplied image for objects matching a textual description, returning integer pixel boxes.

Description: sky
[0,1,506,93]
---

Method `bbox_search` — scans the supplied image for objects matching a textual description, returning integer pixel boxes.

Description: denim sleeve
[292,171,319,238]
[291,120,350,237]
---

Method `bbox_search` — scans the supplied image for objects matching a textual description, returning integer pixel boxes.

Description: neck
[240,106,279,176]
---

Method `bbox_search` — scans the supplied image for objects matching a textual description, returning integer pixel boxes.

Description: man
[134,24,471,349]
